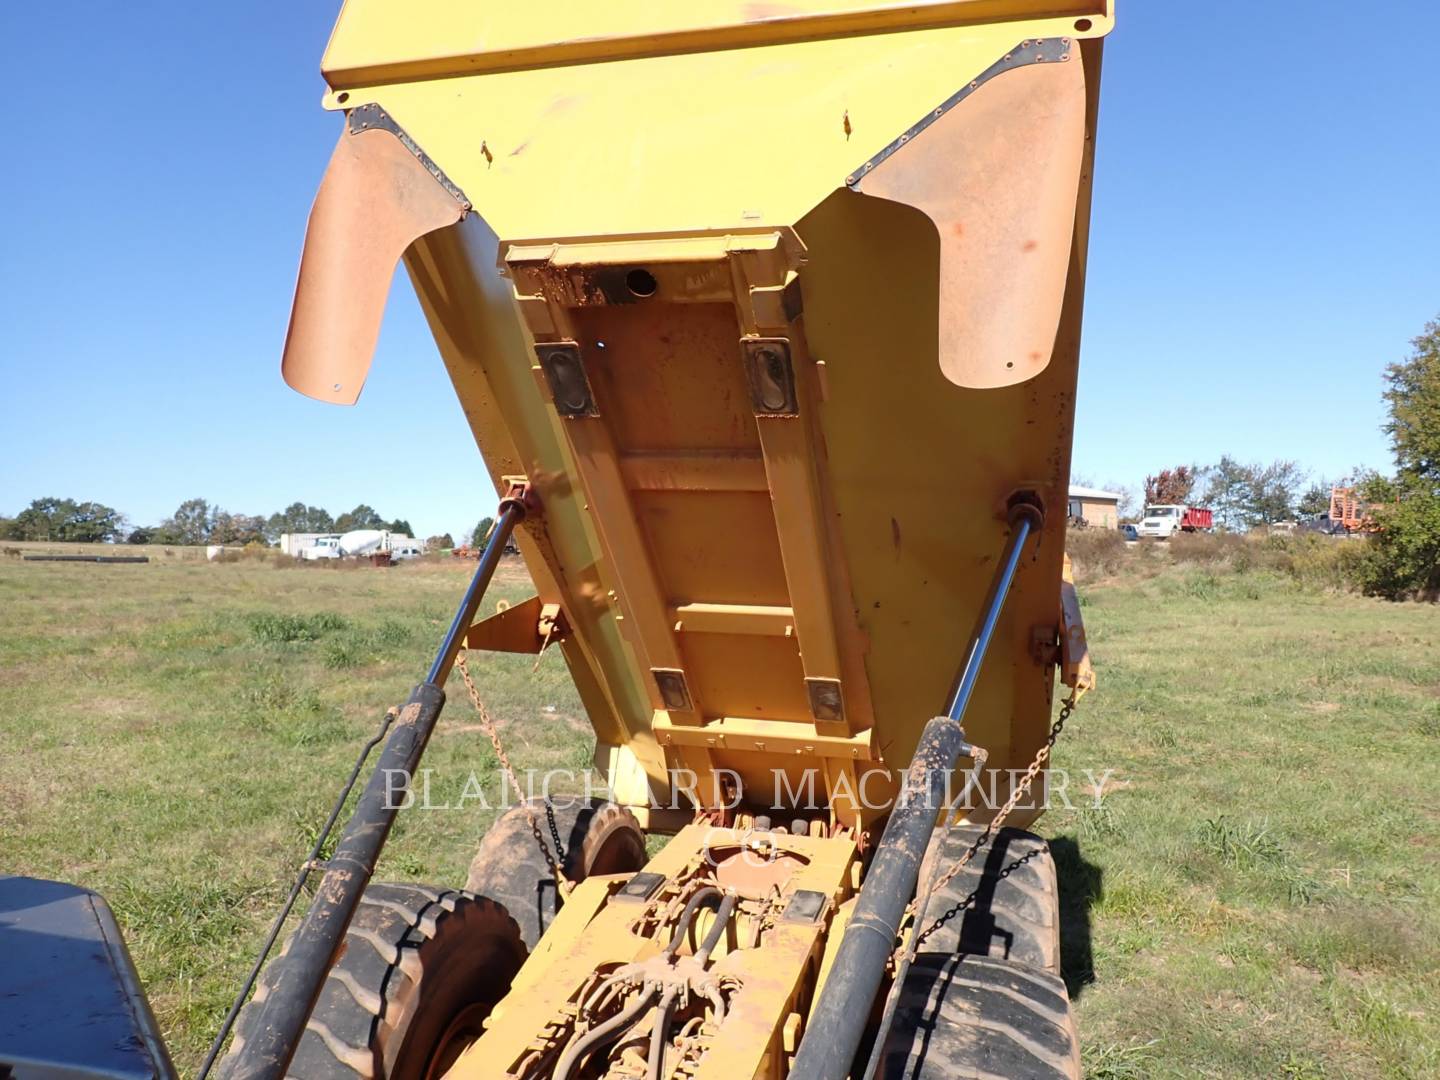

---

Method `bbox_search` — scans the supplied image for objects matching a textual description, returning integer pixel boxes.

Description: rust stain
[1022,239,1039,252]
[951,221,965,237]
[397,702,422,727]
[890,517,901,551]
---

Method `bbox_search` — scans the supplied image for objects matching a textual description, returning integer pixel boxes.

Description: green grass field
[2,554,1437,1077]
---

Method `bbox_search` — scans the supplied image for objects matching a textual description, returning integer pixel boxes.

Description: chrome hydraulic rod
[220,489,529,1080]
[789,500,1042,1080]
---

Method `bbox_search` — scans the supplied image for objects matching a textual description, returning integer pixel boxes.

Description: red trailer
[1180,507,1214,531]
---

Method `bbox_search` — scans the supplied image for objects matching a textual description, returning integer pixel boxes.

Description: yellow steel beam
[671,603,796,637]
[653,713,877,762]
[324,0,1112,85]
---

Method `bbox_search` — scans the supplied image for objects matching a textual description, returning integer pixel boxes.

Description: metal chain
[910,698,1074,937]
[453,650,574,896]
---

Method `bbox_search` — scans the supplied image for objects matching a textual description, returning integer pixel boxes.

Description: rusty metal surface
[462,595,567,654]
[857,41,1086,389]
[281,124,466,405]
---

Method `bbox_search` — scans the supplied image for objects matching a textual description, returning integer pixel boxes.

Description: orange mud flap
[854,38,1087,389]
[281,105,469,405]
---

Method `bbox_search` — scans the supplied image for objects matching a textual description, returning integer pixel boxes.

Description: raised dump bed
[284,0,1108,832]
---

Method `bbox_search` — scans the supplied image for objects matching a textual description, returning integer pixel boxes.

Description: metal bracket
[1031,624,1059,667]
[782,889,828,923]
[652,668,694,712]
[805,677,846,724]
[498,476,538,518]
[535,342,599,418]
[741,338,798,416]
[846,37,1073,187]
[346,102,471,210]
[612,872,667,903]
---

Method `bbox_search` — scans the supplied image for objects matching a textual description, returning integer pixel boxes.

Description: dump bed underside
[285,0,1110,826]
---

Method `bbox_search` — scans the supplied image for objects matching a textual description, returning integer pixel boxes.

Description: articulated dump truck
[4,3,1112,1079]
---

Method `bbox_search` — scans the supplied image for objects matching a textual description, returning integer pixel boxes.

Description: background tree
[1108,483,1141,521]
[0,516,17,540]
[334,504,384,532]
[1143,466,1197,507]
[1383,316,1440,483]
[426,533,455,551]
[264,502,334,542]
[10,497,126,542]
[12,497,73,540]
[1359,316,1440,598]
[1200,457,1253,530]
[1198,458,1305,530]
[471,517,495,548]
[387,518,414,537]
[126,526,154,545]
[1297,481,1331,518]
[156,498,215,545]
[209,512,268,546]
[1246,459,1304,524]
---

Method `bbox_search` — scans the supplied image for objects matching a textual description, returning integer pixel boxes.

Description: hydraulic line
[664,887,722,957]
[646,987,678,1080]
[554,988,656,1080]
[583,973,628,1018]
[694,894,737,965]
[704,985,727,1026]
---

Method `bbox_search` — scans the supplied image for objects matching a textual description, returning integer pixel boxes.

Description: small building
[1067,485,1121,529]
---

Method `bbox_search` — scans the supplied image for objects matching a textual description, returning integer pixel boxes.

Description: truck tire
[465,797,646,949]
[877,954,1080,1080]
[875,825,1079,1079]
[914,825,1062,975]
[221,883,525,1080]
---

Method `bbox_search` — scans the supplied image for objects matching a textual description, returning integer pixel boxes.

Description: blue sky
[2,3,1437,539]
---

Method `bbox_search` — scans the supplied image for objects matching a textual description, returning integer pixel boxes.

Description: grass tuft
[1195,816,1286,868]
[247,611,348,644]
[1083,1039,1159,1079]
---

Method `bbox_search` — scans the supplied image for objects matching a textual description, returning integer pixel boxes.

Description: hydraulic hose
[646,987,678,1080]
[694,893,737,965]
[664,887,722,957]
[554,988,656,1080]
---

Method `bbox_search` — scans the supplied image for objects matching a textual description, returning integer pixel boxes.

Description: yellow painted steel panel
[320,15,1107,240]
[324,0,1112,84]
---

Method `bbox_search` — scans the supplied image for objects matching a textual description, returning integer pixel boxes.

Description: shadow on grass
[1050,835,1102,999]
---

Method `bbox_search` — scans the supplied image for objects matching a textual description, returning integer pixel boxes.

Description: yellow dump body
[287,0,1109,829]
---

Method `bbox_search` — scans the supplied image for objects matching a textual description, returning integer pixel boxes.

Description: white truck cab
[1138,505,1183,538]
[300,536,342,560]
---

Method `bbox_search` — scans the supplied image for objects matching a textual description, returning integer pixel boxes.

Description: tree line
[1133,460,1356,531]
[0,498,418,548]
[1079,459,1347,532]
[1117,314,1440,598]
